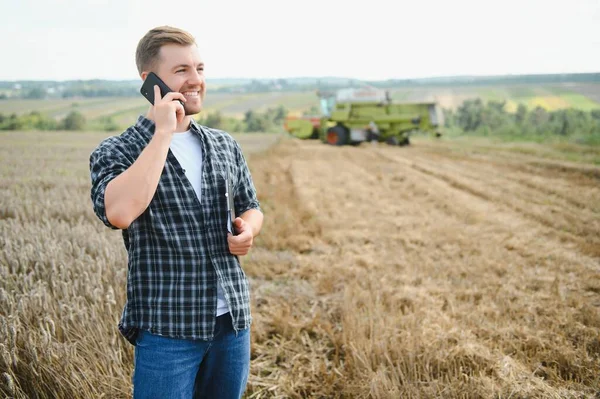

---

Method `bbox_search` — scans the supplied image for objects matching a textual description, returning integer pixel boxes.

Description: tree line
[0,111,87,131]
[443,99,600,145]
[197,105,288,133]
[2,101,599,145]
[0,105,289,133]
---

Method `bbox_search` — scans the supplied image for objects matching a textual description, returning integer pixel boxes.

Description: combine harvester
[284,87,444,146]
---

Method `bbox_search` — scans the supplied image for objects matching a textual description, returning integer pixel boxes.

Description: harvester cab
[320,96,334,117]
[317,87,390,116]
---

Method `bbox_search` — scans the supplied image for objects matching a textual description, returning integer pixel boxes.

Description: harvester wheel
[387,136,410,146]
[386,136,400,146]
[326,125,348,146]
[367,130,380,142]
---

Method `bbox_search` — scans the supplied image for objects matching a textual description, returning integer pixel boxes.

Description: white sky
[1,0,599,81]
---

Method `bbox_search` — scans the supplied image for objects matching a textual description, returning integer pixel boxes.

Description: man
[89,26,263,398]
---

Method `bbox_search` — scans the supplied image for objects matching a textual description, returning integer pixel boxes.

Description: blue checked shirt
[89,115,260,345]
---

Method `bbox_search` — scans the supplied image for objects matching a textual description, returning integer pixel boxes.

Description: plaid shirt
[89,115,260,345]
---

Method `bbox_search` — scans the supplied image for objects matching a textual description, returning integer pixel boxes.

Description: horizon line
[2,71,599,83]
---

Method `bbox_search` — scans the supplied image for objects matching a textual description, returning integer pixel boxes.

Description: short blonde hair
[135,26,196,75]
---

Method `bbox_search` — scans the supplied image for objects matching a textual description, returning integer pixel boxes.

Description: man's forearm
[240,208,263,237]
[104,133,171,229]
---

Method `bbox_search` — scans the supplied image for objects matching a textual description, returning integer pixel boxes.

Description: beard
[181,89,205,116]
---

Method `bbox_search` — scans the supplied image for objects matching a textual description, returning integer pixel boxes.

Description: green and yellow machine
[284,87,444,146]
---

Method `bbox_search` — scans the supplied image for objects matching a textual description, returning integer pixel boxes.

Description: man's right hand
[152,85,186,135]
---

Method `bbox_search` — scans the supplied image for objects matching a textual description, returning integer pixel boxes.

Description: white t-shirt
[169,130,229,317]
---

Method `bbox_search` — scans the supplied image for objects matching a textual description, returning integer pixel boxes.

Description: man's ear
[141,71,148,81]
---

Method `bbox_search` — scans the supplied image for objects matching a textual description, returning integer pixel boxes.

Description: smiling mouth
[182,91,200,98]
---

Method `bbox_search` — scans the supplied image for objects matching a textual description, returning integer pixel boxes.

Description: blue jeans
[132,313,250,399]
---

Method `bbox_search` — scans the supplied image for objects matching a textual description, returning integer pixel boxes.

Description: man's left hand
[227,217,254,256]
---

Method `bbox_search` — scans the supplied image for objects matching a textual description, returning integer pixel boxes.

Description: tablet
[225,169,237,236]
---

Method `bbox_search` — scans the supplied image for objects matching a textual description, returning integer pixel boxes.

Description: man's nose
[188,69,204,85]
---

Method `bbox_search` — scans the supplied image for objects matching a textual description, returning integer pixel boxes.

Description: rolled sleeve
[232,140,261,216]
[89,139,130,230]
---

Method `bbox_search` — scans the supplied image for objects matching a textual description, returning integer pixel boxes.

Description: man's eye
[177,69,185,73]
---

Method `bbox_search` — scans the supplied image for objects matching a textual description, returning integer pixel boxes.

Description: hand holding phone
[140,72,184,108]
[140,72,186,133]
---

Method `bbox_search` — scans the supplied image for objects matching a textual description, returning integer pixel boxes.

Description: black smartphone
[140,72,184,107]
[225,170,237,236]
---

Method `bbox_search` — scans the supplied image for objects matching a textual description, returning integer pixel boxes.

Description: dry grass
[1,131,599,398]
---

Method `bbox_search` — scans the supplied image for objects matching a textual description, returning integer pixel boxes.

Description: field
[1,131,600,398]
[2,82,599,131]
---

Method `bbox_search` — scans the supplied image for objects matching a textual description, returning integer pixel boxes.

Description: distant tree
[455,99,485,131]
[204,111,224,129]
[2,113,24,130]
[275,105,288,124]
[524,106,550,134]
[442,108,454,128]
[197,111,246,133]
[515,104,528,125]
[247,80,269,92]
[24,111,57,130]
[481,100,510,131]
[549,108,592,136]
[244,110,269,132]
[265,105,288,125]
[61,111,86,131]
[25,87,46,99]
[103,117,119,132]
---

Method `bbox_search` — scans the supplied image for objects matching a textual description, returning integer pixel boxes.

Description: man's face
[144,43,206,116]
